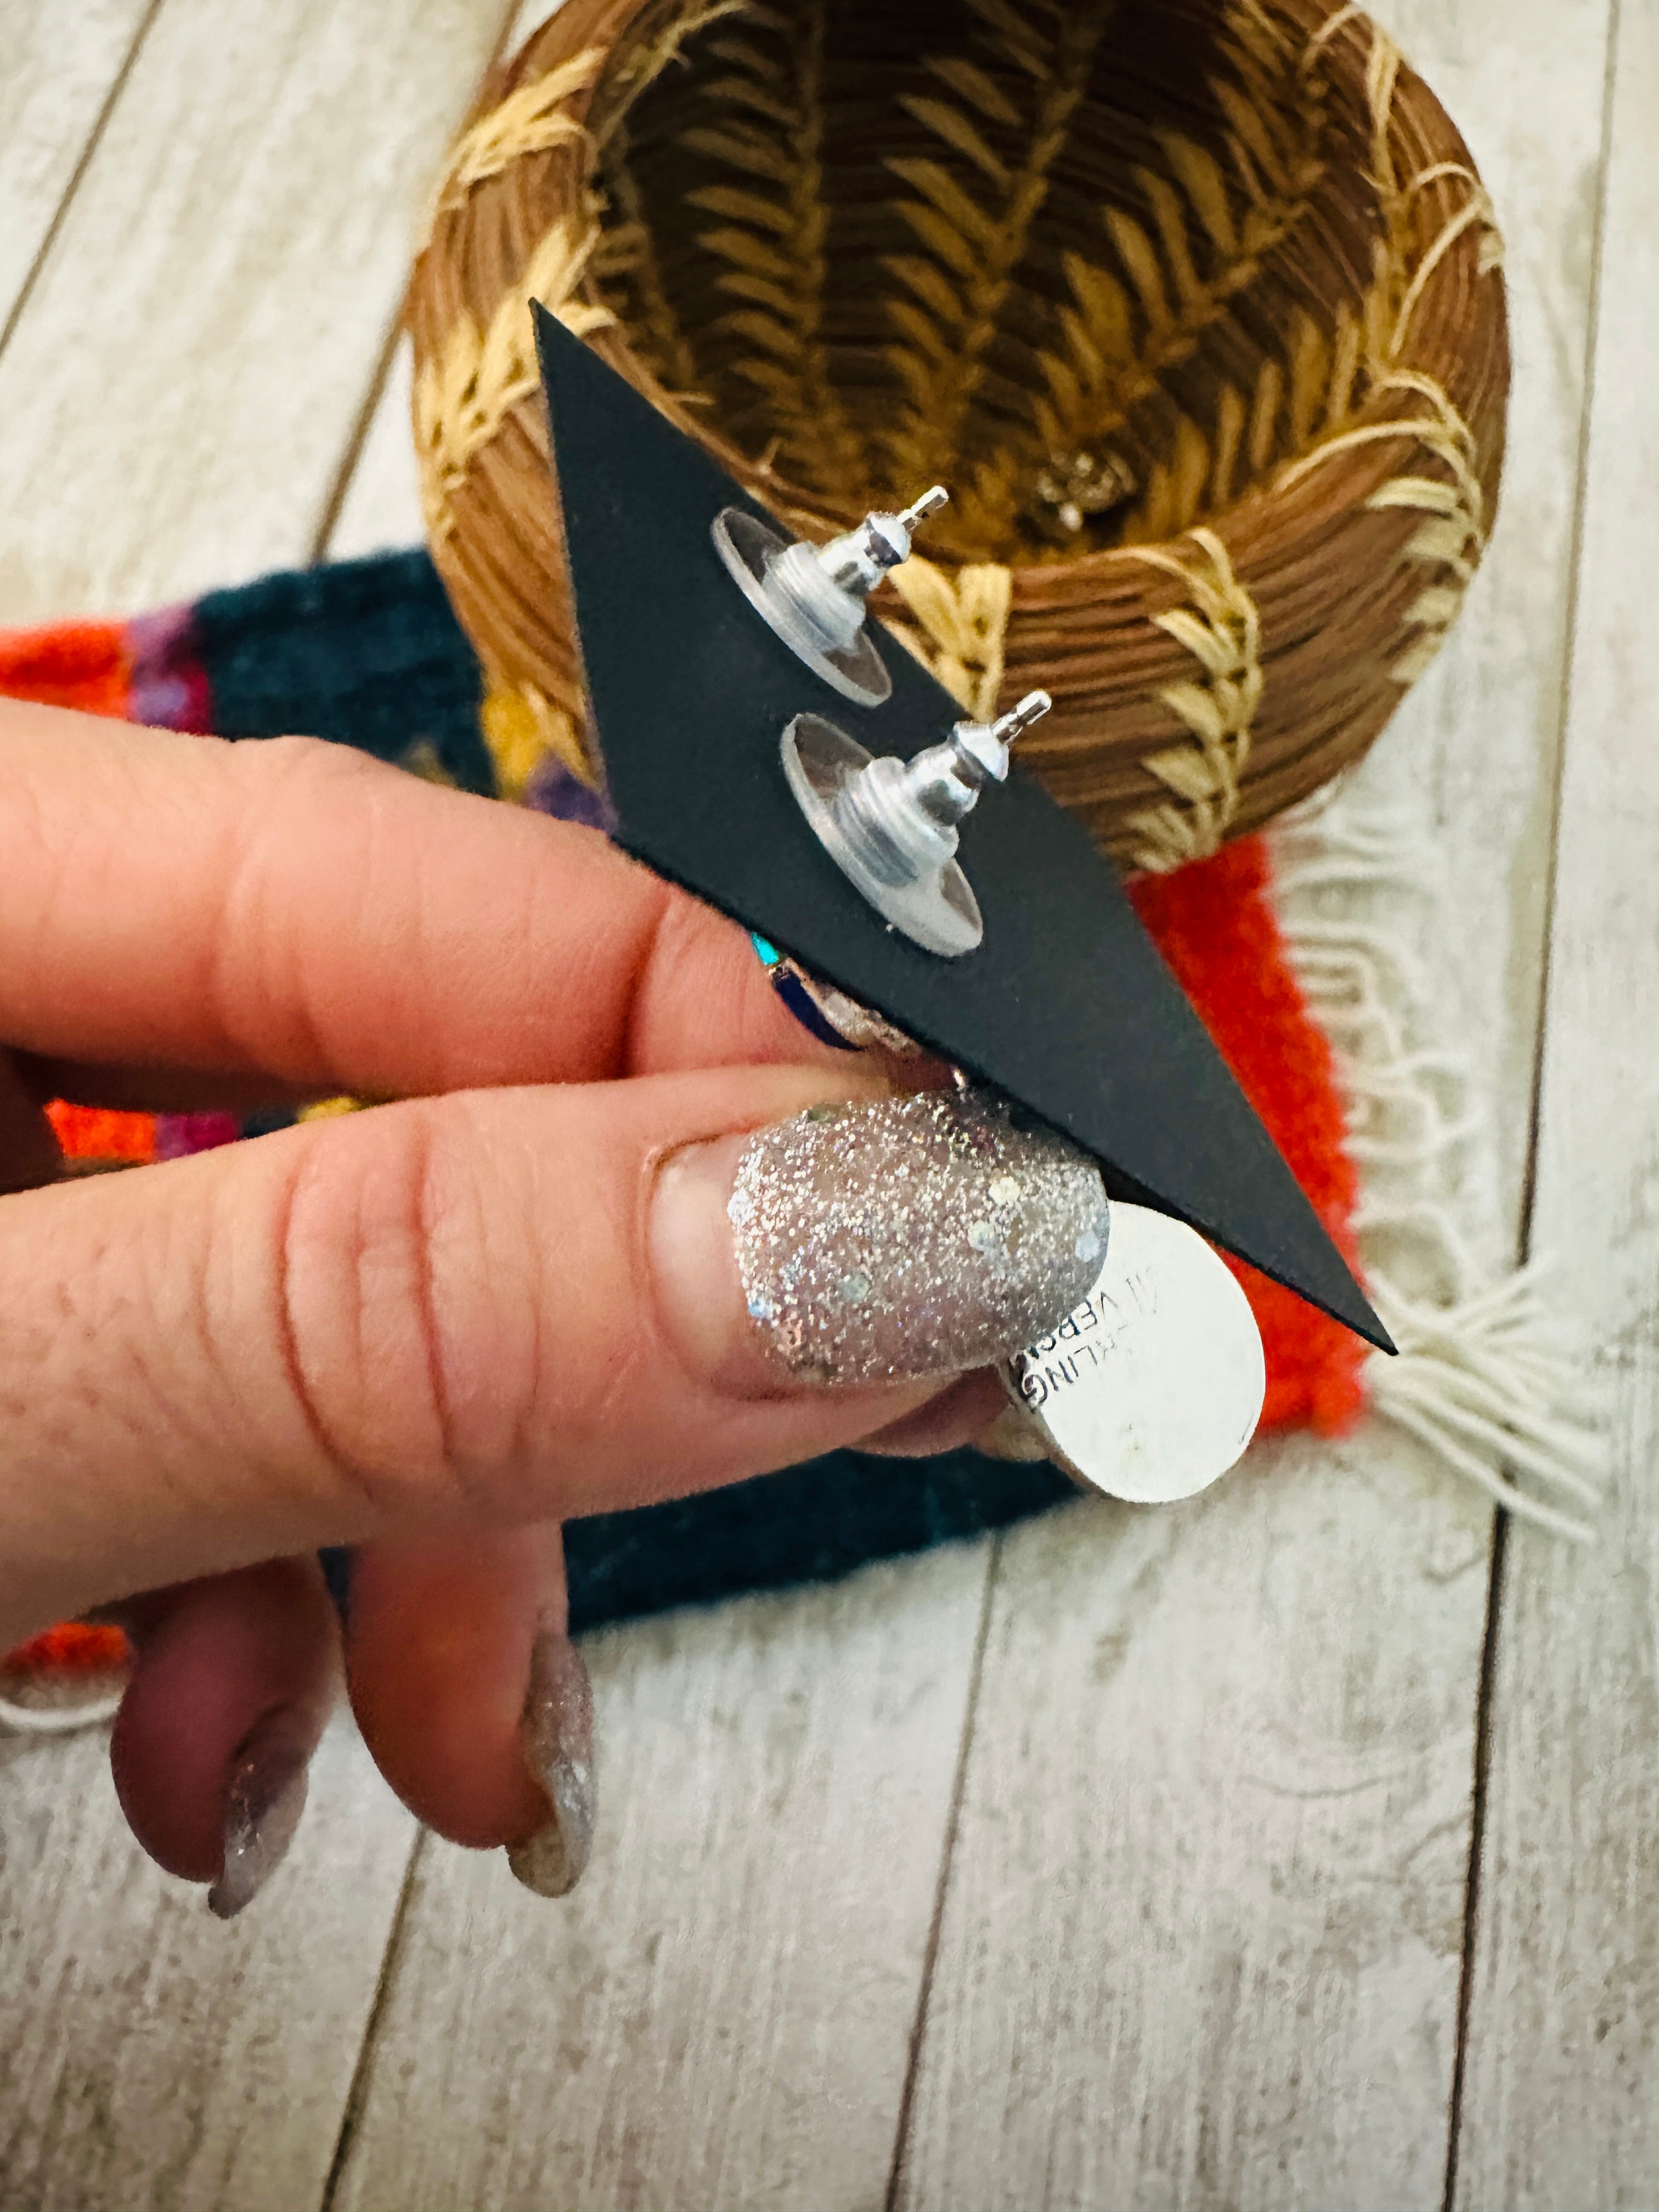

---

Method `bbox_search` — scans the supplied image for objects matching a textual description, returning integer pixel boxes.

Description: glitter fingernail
[506,1628,596,1900]
[207,1710,312,1921]
[729,1090,1110,1385]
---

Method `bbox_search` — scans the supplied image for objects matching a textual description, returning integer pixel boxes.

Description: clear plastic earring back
[781,692,1052,957]
[712,488,949,707]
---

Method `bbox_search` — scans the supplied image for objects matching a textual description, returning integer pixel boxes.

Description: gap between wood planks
[309,0,534,564]
[0,0,166,368]
[309,304,415,565]
[320,1829,433,2212]
[883,1533,1003,2212]
[1441,2,1624,2199]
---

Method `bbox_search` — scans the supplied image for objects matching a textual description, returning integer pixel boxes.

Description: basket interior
[588,0,1389,566]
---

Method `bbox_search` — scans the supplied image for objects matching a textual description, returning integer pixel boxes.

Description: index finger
[0,698,828,1094]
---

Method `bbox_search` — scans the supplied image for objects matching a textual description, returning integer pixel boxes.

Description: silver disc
[1006,1203,1266,1504]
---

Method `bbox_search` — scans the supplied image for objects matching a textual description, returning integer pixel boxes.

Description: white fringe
[1271,783,1605,1541]
[0,1688,122,1735]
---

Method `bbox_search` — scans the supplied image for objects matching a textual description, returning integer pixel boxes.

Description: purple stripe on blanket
[126,605,212,732]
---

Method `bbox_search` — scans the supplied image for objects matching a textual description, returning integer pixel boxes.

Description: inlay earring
[712,487,949,707]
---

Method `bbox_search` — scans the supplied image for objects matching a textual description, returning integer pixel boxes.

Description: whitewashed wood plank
[320,0,569,562]
[0,0,511,627]
[1,8,516,2210]
[506,1,564,50]
[330,1549,989,2212]
[901,1454,1491,2212]
[1454,1,1659,2201]
[324,339,426,561]
[0,0,154,333]
[894,0,1615,2200]
[1323,0,1616,1228]
[0,1715,416,2212]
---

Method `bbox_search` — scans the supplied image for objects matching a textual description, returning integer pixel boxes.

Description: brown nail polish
[207,1711,312,1921]
[507,1629,595,1900]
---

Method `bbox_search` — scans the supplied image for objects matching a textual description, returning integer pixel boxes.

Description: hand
[0,698,1105,1908]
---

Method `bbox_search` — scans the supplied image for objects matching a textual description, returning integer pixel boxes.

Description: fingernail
[207,1710,312,1921]
[668,1088,1109,1387]
[506,1629,596,1900]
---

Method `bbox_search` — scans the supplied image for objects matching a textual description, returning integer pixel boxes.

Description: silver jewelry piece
[1032,448,1138,538]
[1005,1203,1266,1504]
[713,487,949,707]
[781,691,1052,957]
[755,943,928,1057]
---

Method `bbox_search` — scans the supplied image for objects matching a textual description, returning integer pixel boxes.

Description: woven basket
[409,0,1508,872]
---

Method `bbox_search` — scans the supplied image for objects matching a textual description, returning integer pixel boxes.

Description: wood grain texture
[0,0,512,625]
[329,1550,989,2212]
[1349,0,1618,1227]
[1453,2,1659,2200]
[323,0,561,562]
[0,0,154,333]
[324,340,426,561]
[892,0,1617,2202]
[0,1716,415,2212]
[0,2,1631,2207]
[899,1459,1491,2212]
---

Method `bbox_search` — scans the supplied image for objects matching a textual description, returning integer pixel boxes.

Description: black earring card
[533,304,1390,1353]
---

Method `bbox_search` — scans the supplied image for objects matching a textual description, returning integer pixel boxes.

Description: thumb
[0,1066,1108,1644]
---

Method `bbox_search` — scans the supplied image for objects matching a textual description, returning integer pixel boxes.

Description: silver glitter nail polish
[207,1715,312,1921]
[729,1090,1111,1386]
[507,1629,596,1900]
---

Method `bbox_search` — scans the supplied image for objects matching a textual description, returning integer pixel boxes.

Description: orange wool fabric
[46,1101,157,1165]
[0,618,131,720]
[3,1623,129,1674]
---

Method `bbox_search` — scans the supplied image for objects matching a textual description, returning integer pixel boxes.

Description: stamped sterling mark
[1007,1202,1266,1504]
